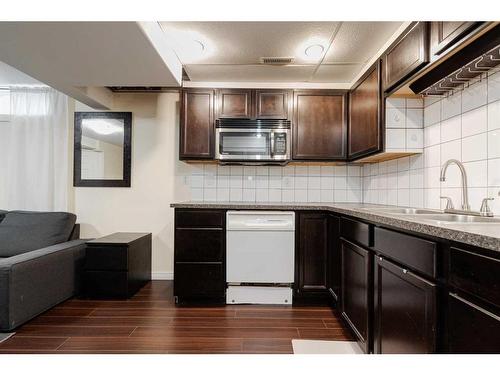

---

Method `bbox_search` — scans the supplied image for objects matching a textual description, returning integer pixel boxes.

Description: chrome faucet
[440,159,470,210]
[440,159,494,216]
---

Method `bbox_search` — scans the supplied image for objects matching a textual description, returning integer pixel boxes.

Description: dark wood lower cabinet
[174,209,226,303]
[174,262,225,299]
[296,213,329,298]
[341,239,373,353]
[447,293,500,353]
[374,256,437,354]
[170,208,500,353]
[327,215,341,303]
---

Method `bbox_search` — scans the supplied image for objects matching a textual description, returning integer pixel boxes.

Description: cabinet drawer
[374,227,437,279]
[174,263,225,298]
[340,217,371,247]
[448,293,500,353]
[450,247,500,308]
[175,228,224,262]
[85,246,127,271]
[175,209,224,228]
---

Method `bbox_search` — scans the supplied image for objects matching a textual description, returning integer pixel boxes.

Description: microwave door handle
[270,131,275,158]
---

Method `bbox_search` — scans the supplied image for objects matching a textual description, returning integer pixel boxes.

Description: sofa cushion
[0,210,7,223]
[0,211,76,257]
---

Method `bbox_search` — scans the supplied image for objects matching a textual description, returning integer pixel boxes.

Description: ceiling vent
[259,57,295,65]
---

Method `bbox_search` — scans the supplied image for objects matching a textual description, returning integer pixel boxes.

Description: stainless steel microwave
[215,119,291,164]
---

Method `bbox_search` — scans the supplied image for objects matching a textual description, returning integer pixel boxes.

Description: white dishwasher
[226,211,295,305]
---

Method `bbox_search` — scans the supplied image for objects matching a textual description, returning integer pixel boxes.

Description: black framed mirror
[74,111,132,187]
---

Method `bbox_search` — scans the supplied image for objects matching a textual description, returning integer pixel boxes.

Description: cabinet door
[447,293,500,353]
[374,257,437,354]
[297,213,329,296]
[430,22,481,57]
[348,61,383,160]
[383,22,429,92]
[216,89,252,119]
[341,239,373,353]
[180,89,214,159]
[327,215,341,303]
[174,263,225,299]
[255,89,290,119]
[292,90,347,160]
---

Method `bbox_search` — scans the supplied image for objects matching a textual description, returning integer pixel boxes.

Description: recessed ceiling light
[161,27,214,63]
[305,44,325,58]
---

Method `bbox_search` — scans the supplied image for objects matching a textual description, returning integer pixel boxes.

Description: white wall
[72,92,196,279]
[362,70,500,215]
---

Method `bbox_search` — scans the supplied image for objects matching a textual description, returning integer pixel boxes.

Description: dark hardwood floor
[0,281,353,354]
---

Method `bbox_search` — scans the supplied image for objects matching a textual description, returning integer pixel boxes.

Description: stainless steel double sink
[364,207,500,225]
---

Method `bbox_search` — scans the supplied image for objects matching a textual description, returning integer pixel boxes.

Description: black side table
[84,232,152,299]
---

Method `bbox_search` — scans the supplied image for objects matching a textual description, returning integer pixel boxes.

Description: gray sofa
[0,210,86,331]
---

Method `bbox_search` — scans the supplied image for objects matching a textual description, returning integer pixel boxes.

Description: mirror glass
[81,118,124,180]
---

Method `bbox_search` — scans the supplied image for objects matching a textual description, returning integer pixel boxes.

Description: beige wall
[71,92,194,279]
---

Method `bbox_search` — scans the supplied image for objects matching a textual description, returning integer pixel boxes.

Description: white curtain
[0,87,69,211]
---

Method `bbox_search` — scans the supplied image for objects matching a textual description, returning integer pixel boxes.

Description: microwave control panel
[273,133,287,155]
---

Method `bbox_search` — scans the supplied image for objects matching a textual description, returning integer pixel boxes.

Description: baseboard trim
[152,272,173,280]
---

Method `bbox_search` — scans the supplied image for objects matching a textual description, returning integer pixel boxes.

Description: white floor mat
[0,332,15,343]
[292,340,363,354]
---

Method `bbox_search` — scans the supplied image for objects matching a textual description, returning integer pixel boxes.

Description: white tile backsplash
[462,133,487,162]
[441,116,461,143]
[462,79,487,112]
[461,106,487,137]
[386,128,406,149]
[190,163,362,203]
[362,75,500,214]
[441,93,462,121]
[488,130,500,159]
[488,71,500,103]
[488,100,500,131]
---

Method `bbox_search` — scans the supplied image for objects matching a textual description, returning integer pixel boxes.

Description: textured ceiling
[160,21,402,83]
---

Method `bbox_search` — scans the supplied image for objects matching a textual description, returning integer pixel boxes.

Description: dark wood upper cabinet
[374,257,437,354]
[430,22,482,58]
[348,61,383,160]
[179,89,214,160]
[341,239,373,353]
[296,213,329,297]
[292,90,347,160]
[255,89,291,119]
[216,89,252,119]
[383,22,429,93]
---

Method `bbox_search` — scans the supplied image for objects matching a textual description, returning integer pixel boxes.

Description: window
[0,88,10,121]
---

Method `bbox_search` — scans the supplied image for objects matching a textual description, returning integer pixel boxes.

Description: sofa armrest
[0,240,86,268]
[0,240,87,331]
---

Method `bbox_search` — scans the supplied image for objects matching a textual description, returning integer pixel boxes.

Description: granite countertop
[170,201,500,252]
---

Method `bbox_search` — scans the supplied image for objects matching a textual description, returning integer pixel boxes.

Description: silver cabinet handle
[450,293,500,322]
[402,269,408,274]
